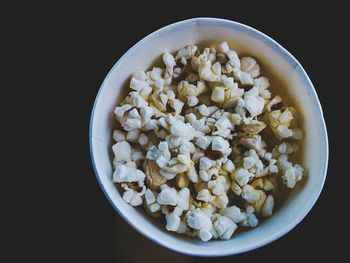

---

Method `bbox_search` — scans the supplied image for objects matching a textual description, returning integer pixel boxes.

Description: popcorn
[165,213,181,231]
[198,104,211,117]
[195,136,212,150]
[211,214,237,240]
[244,86,265,117]
[138,133,149,146]
[114,104,132,119]
[219,206,247,223]
[113,162,145,183]
[177,187,190,211]
[187,208,212,230]
[187,95,199,107]
[175,45,198,60]
[254,76,271,99]
[211,86,226,104]
[208,176,226,195]
[223,159,235,173]
[219,42,240,69]
[111,42,305,241]
[113,130,126,142]
[262,195,274,217]
[233,168,254,186]
[171,119,189,136]
[241,185,260,202]
[240,206,258,227]
[168,98,184,115]
[265,106,303,140]
[210,193,229,209]
[130,71,152,95]
[163,52,176,86]
[157,186,178,206]
[240,57,260,78]
[121,181,146,206]
[239,135,266,153]
[234,70,254,85]
[198,59,221,82]
[200,156,216,170]
[197,189,214,202]
[126,129,140,142]
[112,141,131,162]
[211,136,232,159]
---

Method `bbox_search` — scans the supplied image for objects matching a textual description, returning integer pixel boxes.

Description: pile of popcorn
[111,42,304,241]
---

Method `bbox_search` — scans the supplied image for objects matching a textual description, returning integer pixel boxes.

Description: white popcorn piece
[211,86,226,104]
[157,187,178,206]
[179,141,196,155]
[223,159,235,173]
[130,71,152,95]
[140,105,155,123]
[211,193,229,209]
[123,118,142,131]
[112,141,131,162]
[198,59,221,82]
[175,45,198,60]
[177,187,190,211]
[240,57,260,78]
[244,86,265,117]
[197,189,214,202]
[198,104,211,117]
[186,165,199,183]
[199,156,216,170]
[211,214,237,240]
[114,104,132,118]
[211,136,232,158]
[195,136,213,150]
[169,98,184,115]
[219,206,247,223]
[234,69,254,85]
[113,130,125,142]
[233,168,254,186]
[149,203,161,213]
[240,206,258,227]
[130,92,148,108]
[187,95,199,107]
[166,213,181,231]
[138,133,149,146]
[113,162,145,183]
[126,129,140,142]
[262,195,274,217]
[187,208,212,230]
[163,52,176,86]
[121,181,146,206]
[197,228,213,242]
[242,185,260,202]
[171,119,188,136]
[145,189,156,205]
[208,176,226,196]
[146,145,160,160]
[131,149,143,162]
[159,169,176,180]
[239,135,266,153]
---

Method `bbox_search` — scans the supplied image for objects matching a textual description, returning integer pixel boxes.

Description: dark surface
[2,1,348,262]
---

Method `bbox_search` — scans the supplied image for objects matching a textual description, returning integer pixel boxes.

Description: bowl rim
[89,17,329,256]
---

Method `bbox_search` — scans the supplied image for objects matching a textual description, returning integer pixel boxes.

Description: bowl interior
[90,18,328,256]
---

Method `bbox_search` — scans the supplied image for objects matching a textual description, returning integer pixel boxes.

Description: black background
[2,1,348,262]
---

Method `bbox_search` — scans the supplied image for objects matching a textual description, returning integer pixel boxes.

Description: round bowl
[89,17,328,256]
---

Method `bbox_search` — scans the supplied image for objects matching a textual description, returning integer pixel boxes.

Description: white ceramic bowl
[90,18,328,256]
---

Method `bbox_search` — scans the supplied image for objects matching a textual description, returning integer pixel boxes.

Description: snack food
[111,42,304,241]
